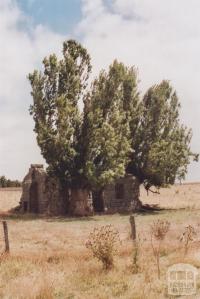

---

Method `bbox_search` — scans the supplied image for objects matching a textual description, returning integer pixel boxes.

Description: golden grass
[0,211,199,298]
[141,182,200,210]
[0,188,21,212]
[0,184,200,298]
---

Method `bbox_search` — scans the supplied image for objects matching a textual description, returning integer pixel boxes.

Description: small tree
[0,176,7,188]
[29,41,131,216]
[0,176,21,188]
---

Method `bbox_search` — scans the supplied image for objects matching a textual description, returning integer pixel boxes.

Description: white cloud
[78,0,200,181]
[1,0,199,182]
[0,0,64,180]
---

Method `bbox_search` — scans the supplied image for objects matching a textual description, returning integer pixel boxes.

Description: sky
[17,0,81,34]
[0,0,200,181]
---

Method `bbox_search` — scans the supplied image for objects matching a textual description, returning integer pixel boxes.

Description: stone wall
[20,165,141,215]
[20,165,68,215]
[103,175,141,213]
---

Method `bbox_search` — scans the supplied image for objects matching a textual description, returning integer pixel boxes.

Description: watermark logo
[167,263,198,296]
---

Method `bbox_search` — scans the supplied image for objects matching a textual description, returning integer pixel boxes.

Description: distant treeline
[0,176,22,188]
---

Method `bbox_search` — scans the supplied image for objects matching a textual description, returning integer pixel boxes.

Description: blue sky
[17,0,81,34]
[0,0,200,181]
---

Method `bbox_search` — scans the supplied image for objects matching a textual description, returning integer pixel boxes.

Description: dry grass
[0,184,200,298]
[0,188,21,212]
[1,183,200,213]
[141,182,200,210]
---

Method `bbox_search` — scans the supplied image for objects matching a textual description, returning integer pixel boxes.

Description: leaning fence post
[129,215,136,241]
[2,221,10,253]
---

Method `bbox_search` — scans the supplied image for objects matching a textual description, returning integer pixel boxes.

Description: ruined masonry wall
[20,165,68,215]
[104,175,141,212]
[20,165,141,215]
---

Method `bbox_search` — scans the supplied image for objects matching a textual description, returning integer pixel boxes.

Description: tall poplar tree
[127,80,198,191]
[28,41,131,215]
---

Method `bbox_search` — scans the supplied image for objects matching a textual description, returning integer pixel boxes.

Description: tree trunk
[69,188,93,216]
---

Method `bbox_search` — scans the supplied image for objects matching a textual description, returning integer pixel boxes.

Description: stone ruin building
[19,164,68,215]
[19,164,141,216]
[93,175,141,213]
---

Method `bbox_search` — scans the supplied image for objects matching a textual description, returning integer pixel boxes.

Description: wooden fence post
[2,221,10,253]
[129,215,136,241]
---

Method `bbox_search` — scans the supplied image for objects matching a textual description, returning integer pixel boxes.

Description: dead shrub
[131,234,142,274]
[86,225,120,270]
[150,219,170,279]
[179,225,196,256]
[0,252,9,264]
[36,284,54,299]
[47,255,63,264]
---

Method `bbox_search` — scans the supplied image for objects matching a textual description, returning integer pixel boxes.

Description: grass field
[0,188,21,213]
[0,184,200,298]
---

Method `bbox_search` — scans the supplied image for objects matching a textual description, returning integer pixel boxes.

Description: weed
[86,225,120,270]
[150,219,170,279]
[179,225,196,256]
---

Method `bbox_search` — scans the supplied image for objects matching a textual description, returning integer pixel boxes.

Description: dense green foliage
[29,41,131,190]
[89,63,198,190]
[82,60,137,188]
[0,176,21,188]
[29,39,198,195]
[127,81,198,190]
